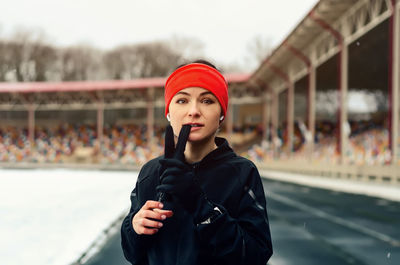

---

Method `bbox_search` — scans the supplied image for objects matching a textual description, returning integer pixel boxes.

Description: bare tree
[245,35,273,70]
[6,38,25,81]
[0,27,223,82]
[0,40,14,81]
[30,43,58,81]
[103,40,183,79]
[134,41,182,77]
[59,45,102,81]
[103,45,139,80]
[0,28,58,81]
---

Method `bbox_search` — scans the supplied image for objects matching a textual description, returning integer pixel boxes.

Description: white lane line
[268,191,400,247]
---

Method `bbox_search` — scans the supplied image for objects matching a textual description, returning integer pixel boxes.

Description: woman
[121,60,273,265]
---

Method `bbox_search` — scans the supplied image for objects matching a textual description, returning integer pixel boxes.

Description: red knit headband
[164,63,228,118]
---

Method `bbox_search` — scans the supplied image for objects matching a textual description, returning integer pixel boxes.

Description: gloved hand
[157,125,213,218]
[156,124,191,204]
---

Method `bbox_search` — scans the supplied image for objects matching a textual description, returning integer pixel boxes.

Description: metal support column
[340,42,349,164]
[226,103,233,140]
[287,82,294,154]
[389,0,399,164]
[147,87,155,147]
[28,104,35,146]
[285,43,314,156]
[271,91,279,158]
[268,63,294,155]
[310,11,348,164]
[96,101,104,149]
[309,51,317,158]
[256,81,270,142]
[261,92,270,141]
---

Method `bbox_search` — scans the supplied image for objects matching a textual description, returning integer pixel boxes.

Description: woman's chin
[188,133,215,143]
[188,135,204,142]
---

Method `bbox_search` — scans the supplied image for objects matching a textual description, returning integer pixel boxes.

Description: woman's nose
[188,102,200,117]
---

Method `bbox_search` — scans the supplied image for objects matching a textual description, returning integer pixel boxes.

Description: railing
[1,160,399,185]
[257,161,400,185]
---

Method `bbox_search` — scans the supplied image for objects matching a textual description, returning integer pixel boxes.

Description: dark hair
[175,59,218,71]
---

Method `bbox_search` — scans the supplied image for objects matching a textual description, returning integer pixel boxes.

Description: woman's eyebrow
[200,91,214,96]
[175,91,215,97]
[175,91,190,96]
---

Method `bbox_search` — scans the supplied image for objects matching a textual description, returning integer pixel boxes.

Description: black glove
[157,124,191,203]
[158,158,203,214]
[156,125,214,219]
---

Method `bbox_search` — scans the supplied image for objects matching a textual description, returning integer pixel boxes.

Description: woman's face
[168,87,222,143]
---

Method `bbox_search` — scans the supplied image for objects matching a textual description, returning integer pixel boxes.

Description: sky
[1,0,318,69]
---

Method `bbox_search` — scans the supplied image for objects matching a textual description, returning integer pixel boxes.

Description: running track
[84,178,400,265]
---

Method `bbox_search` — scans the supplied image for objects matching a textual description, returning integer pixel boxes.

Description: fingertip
[164,211,173,218]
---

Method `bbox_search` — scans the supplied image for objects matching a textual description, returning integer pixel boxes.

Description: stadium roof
[249,0,359,89]
[0,73,250,94]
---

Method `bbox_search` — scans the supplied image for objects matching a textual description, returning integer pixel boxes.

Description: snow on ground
[0,168,138,265]
[260,170,400,202]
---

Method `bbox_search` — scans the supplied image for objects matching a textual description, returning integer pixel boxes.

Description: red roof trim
[0,74,249,94]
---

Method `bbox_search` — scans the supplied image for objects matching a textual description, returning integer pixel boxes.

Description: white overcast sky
[1,0,318,69]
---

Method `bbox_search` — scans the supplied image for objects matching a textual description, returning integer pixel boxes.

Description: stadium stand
[0,124,164,165]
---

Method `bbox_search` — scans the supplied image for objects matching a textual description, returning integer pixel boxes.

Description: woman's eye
[176,99,187,104]
[202,98,214,104]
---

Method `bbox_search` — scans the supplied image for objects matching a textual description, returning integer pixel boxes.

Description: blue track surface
[85,178,400,265]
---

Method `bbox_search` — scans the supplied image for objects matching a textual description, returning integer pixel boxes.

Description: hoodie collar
[190,137,235,168]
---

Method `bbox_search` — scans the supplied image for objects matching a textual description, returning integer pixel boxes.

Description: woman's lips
[190,126,202,132]
[184,123,204,127]
[184,123,204,131]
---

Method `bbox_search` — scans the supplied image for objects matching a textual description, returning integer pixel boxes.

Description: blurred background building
[0,0,399,182]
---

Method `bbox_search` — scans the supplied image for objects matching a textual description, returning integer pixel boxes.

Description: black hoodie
[121,137,273,265]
